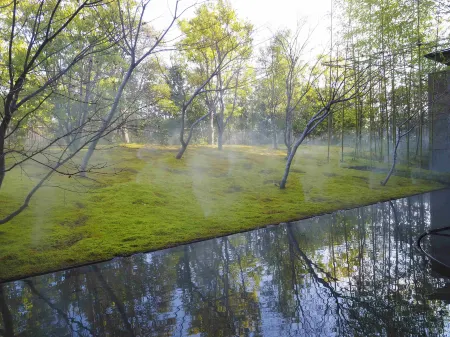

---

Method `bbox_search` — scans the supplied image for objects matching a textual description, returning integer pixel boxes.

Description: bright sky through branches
[146,0,332,58]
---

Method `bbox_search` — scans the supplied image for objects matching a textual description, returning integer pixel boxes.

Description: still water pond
[2,190,450,336]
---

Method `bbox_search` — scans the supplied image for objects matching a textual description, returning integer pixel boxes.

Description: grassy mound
[0,144,444,281]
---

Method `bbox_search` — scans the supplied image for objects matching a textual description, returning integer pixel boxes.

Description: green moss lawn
[0,144,445,281]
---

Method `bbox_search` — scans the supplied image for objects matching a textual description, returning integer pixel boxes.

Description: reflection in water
[1,190,450,336]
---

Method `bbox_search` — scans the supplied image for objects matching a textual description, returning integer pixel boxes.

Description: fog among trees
[1,0,449,222]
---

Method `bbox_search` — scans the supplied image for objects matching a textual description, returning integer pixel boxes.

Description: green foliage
[177,0,253,135]
[178,0,253,65]
[256,33,288,125]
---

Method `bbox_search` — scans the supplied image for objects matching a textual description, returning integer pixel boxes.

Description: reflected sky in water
[2,190,450,336]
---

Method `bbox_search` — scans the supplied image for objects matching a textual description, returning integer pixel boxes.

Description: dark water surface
[2,190,450,336]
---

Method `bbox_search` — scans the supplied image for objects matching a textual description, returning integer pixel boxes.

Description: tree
[50,46,125,152]
[177,0,253,150]
[275,25,313,157]
[257,34,287,149]
[338,0,438,165]
[79,0,186,173]
[381,113,419,186]
[0,0,110,190]
[279,61,371,189]
[0,0,189,224]
[173,62,218,159]
[173,56,234,159]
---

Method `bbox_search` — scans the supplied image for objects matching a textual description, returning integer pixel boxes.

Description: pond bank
[0,145,445,281]
[1,189,449,336]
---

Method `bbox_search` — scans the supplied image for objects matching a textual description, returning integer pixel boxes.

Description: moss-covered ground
[0,144,445,281]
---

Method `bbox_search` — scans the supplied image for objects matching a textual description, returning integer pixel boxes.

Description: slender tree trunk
[0,101,12,189]
[369,72,374,166]
[0,86,18,190]
[417,1,423,166]
[280,132,307,189]
[176,112,210,159]
[217,102,226,151]
[217,96,225,151]
[284,112,292,158]
[80,67,134,175]
[177,107,187,159]
[385,79,390,163]
[176,71,220,158]
[391,57,397,156]
[378,74,384,162]
[351,46,359,159]
[74,58,96,151]
[218,129,223,150]
[381,127,400,186]
[381,0,390,163]
[358,89,363,157]
[341,102,344,162]
[328,114,332,161]
[280,105,332,188]
[415,127,420,157]
[0,125,6,189]
[328,0,333,162]
[223,238,230,313]
[406,53,412,166]
[272,125,278,149]
[121,127,130,143]
[176,143,187,159]
[284,102,293,157]
[208,110,214,145]
[0,285,14,337]
[216,70,226,151]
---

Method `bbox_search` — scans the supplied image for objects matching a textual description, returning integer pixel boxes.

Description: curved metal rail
[417,225,450,270]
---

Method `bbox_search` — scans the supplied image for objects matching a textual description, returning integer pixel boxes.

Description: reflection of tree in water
[0,286,13,337]
[1,193,449,336]
[0,252,181,336]
[274,196,449,336]
[177,237,263,336]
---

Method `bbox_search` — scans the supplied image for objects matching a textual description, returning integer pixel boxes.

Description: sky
[229,0,331,46]
[146,0,333,55]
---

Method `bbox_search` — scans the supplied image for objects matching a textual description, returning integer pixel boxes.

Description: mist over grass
[0,144,445,281]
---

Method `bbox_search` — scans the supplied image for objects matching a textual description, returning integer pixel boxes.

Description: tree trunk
[80,66,134,176]
[0,92,15,190]
[218,130,223,150]
[0,125,6,190]
[381,128,400,186]
[0,100,12,190]
[415,127,420,158]
[176,111,210,160]
[284,110,292,157]
[341,100,345,162]
[280,132,307,189]
[208,110,214,145]
[327,113,332,161]
[391,58,397,158]
[176,143,187,159]
[122,127,130,144]
[0,285,14,337]
[418,38,423,166]
[272,127,278,149]
[379,80,383,162]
